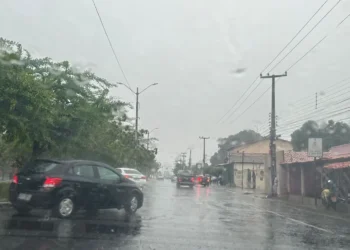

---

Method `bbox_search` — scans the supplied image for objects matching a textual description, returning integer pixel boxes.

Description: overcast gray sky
[2,0,350,166]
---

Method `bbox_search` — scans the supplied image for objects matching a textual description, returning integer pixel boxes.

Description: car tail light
[191,177,194,182]
[43,177,62,188]
[124,175,131,179]
[12,175,18,184]
[141,176,147,179]
[178,178,182,182]
[207,178,210,182]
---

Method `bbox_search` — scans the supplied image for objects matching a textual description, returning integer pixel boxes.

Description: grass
[0,182,10,201]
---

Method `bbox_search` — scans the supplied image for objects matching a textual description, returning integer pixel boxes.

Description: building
[227,139,293,193]
[280,144,350,208]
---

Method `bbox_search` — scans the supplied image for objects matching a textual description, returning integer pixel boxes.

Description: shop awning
[324,161,350,169]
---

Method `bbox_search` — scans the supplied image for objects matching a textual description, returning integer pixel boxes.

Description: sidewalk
[224,185,350,220]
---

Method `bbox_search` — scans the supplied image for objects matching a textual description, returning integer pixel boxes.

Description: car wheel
[14,205,31,215]
[125,193,139,214]
[53,197,76,218]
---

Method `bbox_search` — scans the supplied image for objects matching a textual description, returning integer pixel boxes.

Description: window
[69,165,95,178]
[124,169,142,175]
[22,160,63,174]
[98,167,120,182]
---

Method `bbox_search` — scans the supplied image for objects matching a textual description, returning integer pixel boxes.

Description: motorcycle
[321,188,337,210]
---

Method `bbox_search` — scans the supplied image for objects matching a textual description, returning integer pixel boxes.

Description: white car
[116,168,147,188]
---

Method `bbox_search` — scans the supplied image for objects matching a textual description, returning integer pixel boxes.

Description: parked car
[177,170,195,188]
[116,168,147,189]
[9,159,143,218]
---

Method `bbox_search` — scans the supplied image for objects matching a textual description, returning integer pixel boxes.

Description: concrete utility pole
[188,149,192,169]
[241,151,245,189]
[146,128,159,150]
[199,136,210,168]
[181,152,187,169]
[118,82,159,143]
[260,72,287,196]
[135,87,139,141]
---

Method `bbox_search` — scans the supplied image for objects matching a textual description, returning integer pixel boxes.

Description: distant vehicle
[197,175,210,187]
[171,175,177,182]
[157,172,165,180]
[116,168,147,189]
[176,170,195,188]
[9,159,143,218]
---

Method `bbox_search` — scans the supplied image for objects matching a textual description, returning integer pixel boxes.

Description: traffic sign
[308,138,323,157]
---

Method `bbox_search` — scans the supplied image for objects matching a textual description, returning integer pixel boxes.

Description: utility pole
[199,136,210,168]
[146,128,158,150]
[118,82,159,143]
[315,92,318,110]
[241,151,245,189]
[181,152,187,169]
[135,88,139,141]
[260,72,287,196]
[188,149,192,169]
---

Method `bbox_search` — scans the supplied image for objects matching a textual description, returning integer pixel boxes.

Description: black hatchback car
[9,159,143,218]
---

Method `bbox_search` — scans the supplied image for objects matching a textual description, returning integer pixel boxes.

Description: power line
[217,76,259,123]
[278,107,350,134]
[279,88,350,125]
[263,0,329,74]
[269,0,341,73]
[286,35,328,72]
[229,86,271,124]
[218,1,333,123]
[279,78,350,120]
[234,6,349,125]
[223,80,263,122]
[91,0,131,88]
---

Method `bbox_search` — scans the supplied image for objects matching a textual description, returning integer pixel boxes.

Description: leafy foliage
[0,38,158,173]
[291,120,350,151]
[210,130,263,166]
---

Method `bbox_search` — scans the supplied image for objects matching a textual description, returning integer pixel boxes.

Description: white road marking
[224,189,334,234]
[263,209,333,233]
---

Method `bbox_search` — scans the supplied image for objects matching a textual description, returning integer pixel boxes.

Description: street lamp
[146,127,159,150]
[118,82,159,141]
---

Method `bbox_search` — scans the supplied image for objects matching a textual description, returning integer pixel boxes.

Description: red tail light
[124,175,130,179]
[12,175,18,184]
[141,176,146,179]
[178,178,182,182]
[191,177,194,182]
[43,177,62,188]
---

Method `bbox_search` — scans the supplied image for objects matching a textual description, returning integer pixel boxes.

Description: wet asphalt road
[0,180,350,250]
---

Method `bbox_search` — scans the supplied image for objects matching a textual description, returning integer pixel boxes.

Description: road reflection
[1,210,143,249]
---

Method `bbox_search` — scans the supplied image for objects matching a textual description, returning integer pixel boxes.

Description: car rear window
[22,160,63,174]
[124,169,141,175]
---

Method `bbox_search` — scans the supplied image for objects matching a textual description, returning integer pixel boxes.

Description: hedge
[0,182,10,201]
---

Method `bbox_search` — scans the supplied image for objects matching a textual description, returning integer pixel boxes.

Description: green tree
[0,37,157,173]
[210,130,262,166]
[291,120,350,151]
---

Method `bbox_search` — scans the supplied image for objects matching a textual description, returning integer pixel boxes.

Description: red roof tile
[324,161,350,169]
[282,150,332,164]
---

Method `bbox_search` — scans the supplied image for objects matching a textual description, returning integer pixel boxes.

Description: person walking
[247,169,252,189]
[252,170,256,189]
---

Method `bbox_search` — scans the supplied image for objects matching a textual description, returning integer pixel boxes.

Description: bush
[0,182,10,201]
